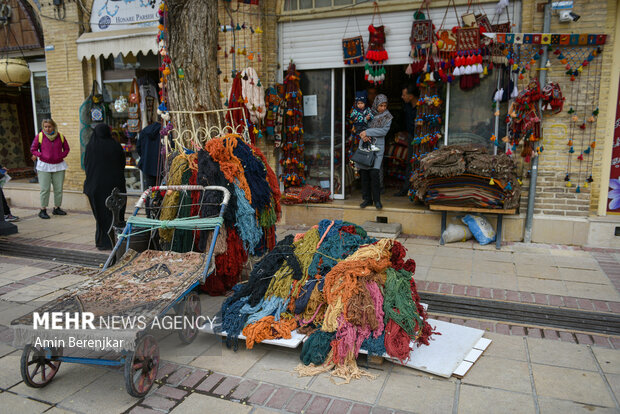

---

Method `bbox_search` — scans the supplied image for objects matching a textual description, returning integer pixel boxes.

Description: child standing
[350,91,379,151]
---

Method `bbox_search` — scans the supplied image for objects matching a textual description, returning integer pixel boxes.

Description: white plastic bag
[442,222,473,243]
[0,172,11,188]
[461,214,496,245]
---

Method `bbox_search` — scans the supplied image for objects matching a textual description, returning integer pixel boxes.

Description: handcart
[11,185,230,397]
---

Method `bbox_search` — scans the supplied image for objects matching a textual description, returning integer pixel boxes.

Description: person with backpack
[30,119,70,219]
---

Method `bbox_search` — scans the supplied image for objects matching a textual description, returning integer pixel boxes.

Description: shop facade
[6,0,620,246]
[0,0,48,177]
[274,0,620,247]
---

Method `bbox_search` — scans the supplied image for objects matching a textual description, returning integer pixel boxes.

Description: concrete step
[361,220,402,238]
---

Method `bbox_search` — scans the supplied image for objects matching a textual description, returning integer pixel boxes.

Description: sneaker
[360,200,372,209]
[39,209,50,219]
[375,201,383,209]
[4,214,19,222]
[370,145,381,152]
[52,207,67,216]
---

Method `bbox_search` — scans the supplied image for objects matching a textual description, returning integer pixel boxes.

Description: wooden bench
[429,205,517,250]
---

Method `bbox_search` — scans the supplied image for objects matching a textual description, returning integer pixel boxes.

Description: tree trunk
[166,0,222,128]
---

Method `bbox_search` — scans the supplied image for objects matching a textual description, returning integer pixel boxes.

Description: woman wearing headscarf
[83,123,126,250]
[30,119,70,219]
[357,94,392,209]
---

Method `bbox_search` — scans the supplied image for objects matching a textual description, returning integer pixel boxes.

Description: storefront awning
[76,27,158,60]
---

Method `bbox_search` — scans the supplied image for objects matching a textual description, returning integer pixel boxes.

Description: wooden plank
[429,205,516,215]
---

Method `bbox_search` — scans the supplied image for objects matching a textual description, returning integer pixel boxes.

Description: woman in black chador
[83,123,126,250]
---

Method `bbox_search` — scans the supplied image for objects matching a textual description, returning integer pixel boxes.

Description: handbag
[127,78,141,133]
[351,148,376,168]
[129,78,140,104]
[341,9,364,65]
[90,81,104,122]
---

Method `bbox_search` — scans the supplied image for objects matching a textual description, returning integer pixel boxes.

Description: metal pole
[524,0,552,243]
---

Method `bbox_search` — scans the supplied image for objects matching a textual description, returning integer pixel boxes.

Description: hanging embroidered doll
[541,82,564,114]
[365,24,388,84]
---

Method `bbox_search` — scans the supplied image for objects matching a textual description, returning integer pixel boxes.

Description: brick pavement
[1,225,620,413]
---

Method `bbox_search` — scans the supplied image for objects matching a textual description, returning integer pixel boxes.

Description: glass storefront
[31,72,51,129]
[296,65,507,199]
[100,52,160,193]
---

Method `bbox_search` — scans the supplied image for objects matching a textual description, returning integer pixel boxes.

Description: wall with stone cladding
[518,0,617,217]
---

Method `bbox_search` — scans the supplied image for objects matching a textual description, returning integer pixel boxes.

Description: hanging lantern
[0,58,31,87]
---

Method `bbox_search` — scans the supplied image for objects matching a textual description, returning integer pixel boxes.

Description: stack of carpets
[161,133,281,295]
[280,185,331,205]
[218,219,436,383]
[411,144,520,209]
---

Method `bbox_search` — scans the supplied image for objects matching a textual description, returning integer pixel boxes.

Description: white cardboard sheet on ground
[199,323,305,348]
[360,318,485,378]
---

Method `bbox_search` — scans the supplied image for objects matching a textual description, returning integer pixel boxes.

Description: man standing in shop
[394,84,418,196]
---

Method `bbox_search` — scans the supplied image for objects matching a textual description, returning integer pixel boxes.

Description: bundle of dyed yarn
[218,219,435,383]
[160,133,280,295]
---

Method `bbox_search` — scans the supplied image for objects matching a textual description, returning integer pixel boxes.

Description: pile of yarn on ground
[159,133,280,295]
[218,219,436,383]
[411,144,521,209]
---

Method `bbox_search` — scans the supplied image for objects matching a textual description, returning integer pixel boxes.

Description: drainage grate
[0,240,108,268]
[420,292,620,336]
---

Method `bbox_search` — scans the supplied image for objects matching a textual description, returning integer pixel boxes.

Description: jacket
[83,124,126,198]
[31,132,70,164]
[137,122,162,177]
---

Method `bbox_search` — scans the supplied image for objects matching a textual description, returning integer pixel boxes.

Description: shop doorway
[298,65,424,201]
[298,63,508,204]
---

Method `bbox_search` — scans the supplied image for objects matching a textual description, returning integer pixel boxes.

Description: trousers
[360,168,381,204]
[38,170,65,208]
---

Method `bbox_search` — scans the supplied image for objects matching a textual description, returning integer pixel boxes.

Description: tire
[20,345,62,388]
[124,334,159,397]
[177,292,201,344]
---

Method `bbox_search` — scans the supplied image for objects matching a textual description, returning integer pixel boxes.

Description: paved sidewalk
[0,207,619,413]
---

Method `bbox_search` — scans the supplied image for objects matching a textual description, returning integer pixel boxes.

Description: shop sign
[90,0,163,32]
[607,75,620,213]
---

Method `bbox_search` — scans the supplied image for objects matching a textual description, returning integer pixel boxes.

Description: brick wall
[217,0,280,172]
[519,0,617,217]
[35,1,88,191]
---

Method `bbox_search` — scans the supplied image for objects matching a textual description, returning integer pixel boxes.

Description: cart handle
[135,185,231,209]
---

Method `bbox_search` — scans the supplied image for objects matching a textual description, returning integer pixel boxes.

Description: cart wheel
[124,334,159,398]
[178,292,201,344]
[20,345,62,388]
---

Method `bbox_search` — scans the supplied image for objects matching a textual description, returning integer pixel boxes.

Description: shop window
[299,69,332,189]
[447,76,507,153]
[31,72,50,128]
